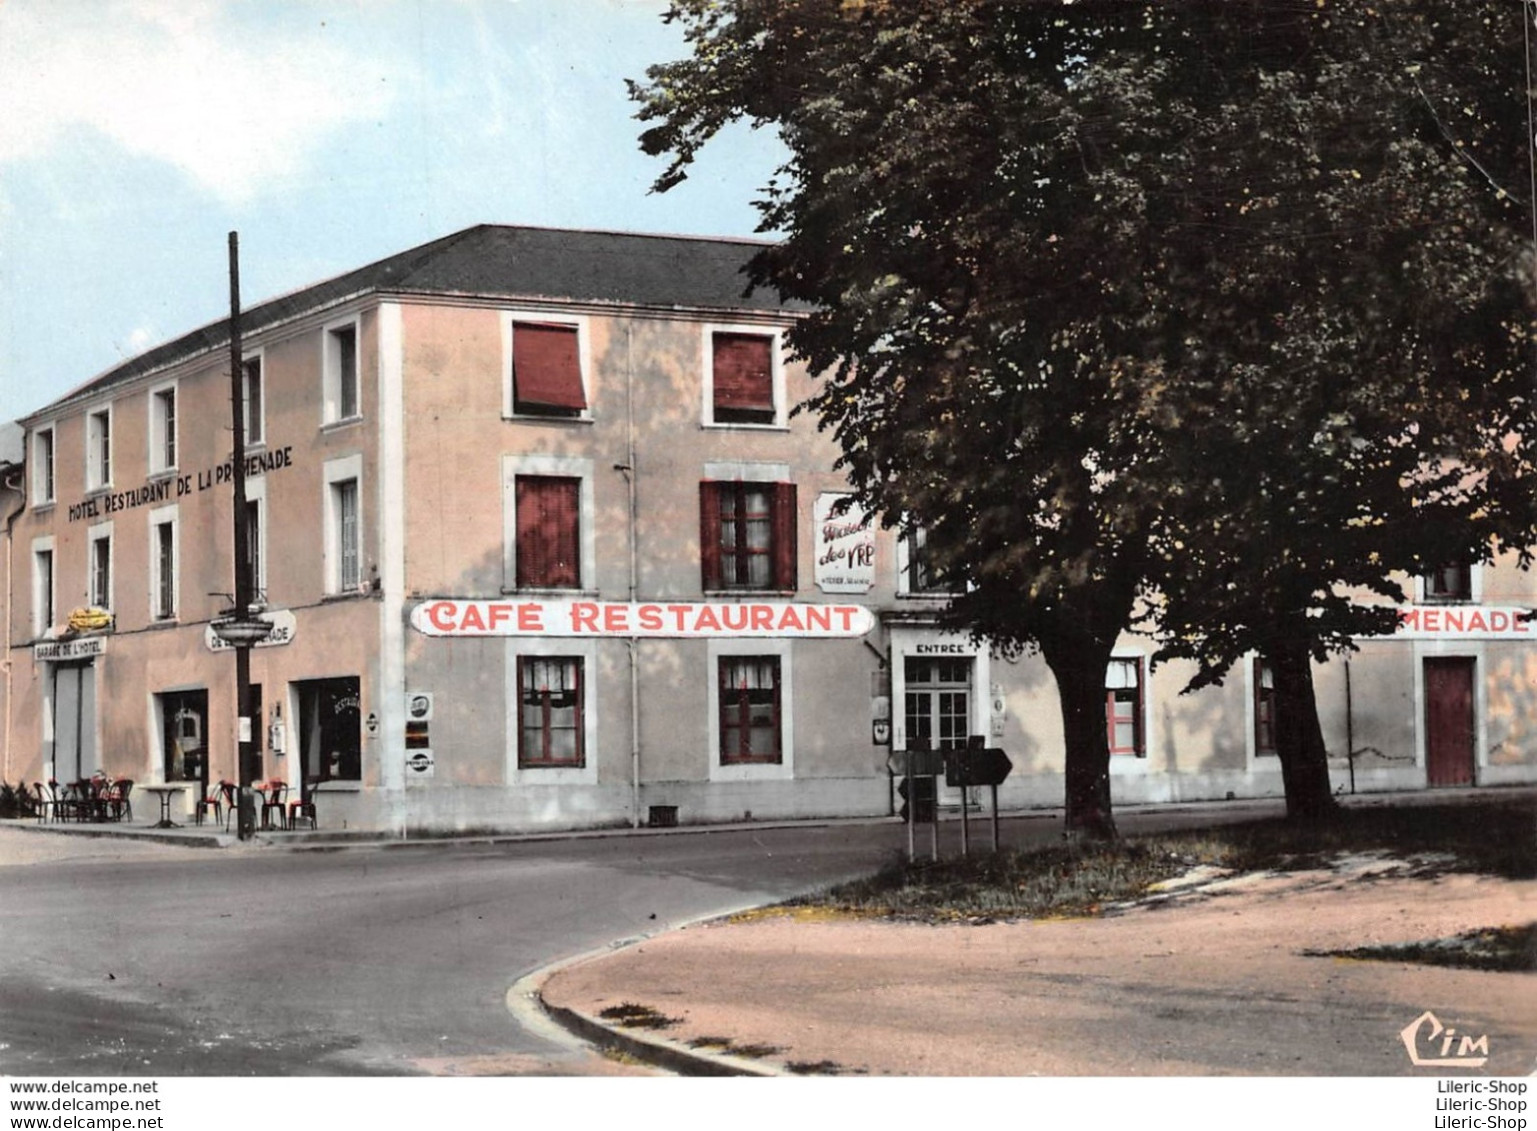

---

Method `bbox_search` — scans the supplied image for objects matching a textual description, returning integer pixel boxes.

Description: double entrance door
[51,662,98,784]
[904,656,974,807]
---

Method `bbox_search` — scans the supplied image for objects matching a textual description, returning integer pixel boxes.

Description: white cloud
[0,0,395,204]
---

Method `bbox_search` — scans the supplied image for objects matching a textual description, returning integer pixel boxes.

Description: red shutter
[700,481,722,590]
[513,323,586,412]
[772,482,798,592]
[712,333,774,414]
[516,477,580,588]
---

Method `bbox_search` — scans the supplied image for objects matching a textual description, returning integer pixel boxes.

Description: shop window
[1106,657,1144,757]
[160,690,208,785]
[297,677,362,782]
[1424,563,1473,603]
[708,330,779,425]
[87,408,112,491]
[149,385,177,473]
[700,480,797,592]
[518,656,585,767]
[1254,658,1277,756]
[510,320,587,417]
[324,320,360,423]
[242,355,265,445]
[719,656,782,764]
[515,476,581,589]
[33,427,55,506]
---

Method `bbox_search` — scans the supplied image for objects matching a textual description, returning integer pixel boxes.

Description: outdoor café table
[140,784,186,829]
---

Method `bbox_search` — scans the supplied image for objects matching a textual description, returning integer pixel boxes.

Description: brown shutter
[772,482,798,592]
[513,322,586,412]
[516,477,580,588]
[699,482,722,590]
[712,333,774,413]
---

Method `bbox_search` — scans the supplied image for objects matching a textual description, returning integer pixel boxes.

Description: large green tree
[632,0,1537,835]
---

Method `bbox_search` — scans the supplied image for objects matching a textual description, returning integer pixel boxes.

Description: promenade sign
[411,598,875,639]
[1383,606,1534,641]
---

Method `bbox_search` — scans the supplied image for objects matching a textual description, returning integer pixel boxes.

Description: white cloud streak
[0,0,396,204]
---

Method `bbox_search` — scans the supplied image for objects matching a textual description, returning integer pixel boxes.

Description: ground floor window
[296,677,361,782]
[1106,658,1145,757]
[904,657,972,750]
[719,655,782,764]
[159,689,208,785]
[518,656,584,767]
[1254,659,1277,756]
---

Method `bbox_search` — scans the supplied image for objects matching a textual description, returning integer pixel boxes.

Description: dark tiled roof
[36,225,795,419]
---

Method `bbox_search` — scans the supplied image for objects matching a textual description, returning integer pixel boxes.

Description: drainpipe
[1344,656,1356,795]
[3,466,27,783]
[623,324,641,829]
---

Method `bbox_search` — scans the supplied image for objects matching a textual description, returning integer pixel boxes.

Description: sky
[0,0,785,425]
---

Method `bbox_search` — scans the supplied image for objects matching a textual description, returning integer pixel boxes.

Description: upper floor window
[149,509,177,621]
[1423,563,1473,603]
[323,320,360,424]
[507,317,588,418]
[323,455,364,596]
[242,355,265,445]
[705,327,783,427]
[149,385,177,474]
[31,540,54,638]
[514,476,582,589]
[32,427,55,506]
[88,525,113,611]
[898,525,958,596]
[244,496,266,602]
[700,480,798,592]
[1106,657,1145,757]
[86,408,112,491]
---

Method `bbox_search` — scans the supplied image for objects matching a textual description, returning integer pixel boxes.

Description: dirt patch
[542,868,1537,1076]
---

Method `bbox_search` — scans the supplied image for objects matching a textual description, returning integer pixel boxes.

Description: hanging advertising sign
[204,609,297,652]
[410,598,875,639]
[813,492,876,595]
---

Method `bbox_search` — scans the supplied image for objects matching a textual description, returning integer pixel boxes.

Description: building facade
[3,226,1534,834]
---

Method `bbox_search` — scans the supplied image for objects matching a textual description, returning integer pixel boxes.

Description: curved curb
[507,907,789,1078]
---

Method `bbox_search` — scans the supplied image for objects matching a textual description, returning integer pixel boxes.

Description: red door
[1424,658,1475,787]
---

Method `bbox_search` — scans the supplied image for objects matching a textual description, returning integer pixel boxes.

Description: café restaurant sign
[411,598,875,639]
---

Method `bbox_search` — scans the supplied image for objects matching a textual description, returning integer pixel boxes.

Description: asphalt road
[0,803,1287,1077]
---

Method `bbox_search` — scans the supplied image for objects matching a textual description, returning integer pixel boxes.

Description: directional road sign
[944,747,1013,788]
[886,749,946,777]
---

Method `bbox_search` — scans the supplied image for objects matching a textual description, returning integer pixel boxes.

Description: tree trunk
[1040,632,1119,841]
[1268,634,1338,822]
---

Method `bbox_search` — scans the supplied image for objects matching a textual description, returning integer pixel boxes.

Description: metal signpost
[888,738,942,862]
[946,738,1014,854]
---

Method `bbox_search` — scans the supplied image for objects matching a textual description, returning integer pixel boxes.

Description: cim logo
[1401,1010,1490,1068]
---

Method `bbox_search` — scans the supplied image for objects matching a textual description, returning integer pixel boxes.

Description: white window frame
[504,637,599,785]
[245,476,268,601]
[500,454,596,594]
[148,380,178,476]
[322,454,364,596]
[322,317,362,426]
[147,504,179,621]
[1107,650,1154,772]
[86,405,113,492]
[500,310,592,421]
[32,425,56,508]
[702,323,787,429]
[242,350,266,447]
[31,536,55,639]
[1417,564,1482,604]
[87,521,114,611]
[896,524,964,597]
[708,637,795,782]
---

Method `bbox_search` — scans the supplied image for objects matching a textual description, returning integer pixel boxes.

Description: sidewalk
[537,859,1537,1077]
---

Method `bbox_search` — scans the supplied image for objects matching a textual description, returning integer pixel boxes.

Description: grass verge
[788,798,1534,924]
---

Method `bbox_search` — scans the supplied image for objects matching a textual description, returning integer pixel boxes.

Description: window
[243,496,265,601]
[88,525,113,610]
[31,540,54,638]
[1106,658,1145,756]
[904,657,972,751]
[1424,563,1473,603]
[242,355,265,445]
[517,656,585,767]
[718,656,782,764]
[149,508,177,620]
[515,476,581,589]
[86,408,111,491]
[899,525,956,595]
[324,320,360,423]
[700,480,797,592]
[323,455,363,595]
[509,319,587,417]
[149,385,177,473]
[1254,658,1277,756]
[705,326,783,427]
[33,428,54,506]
